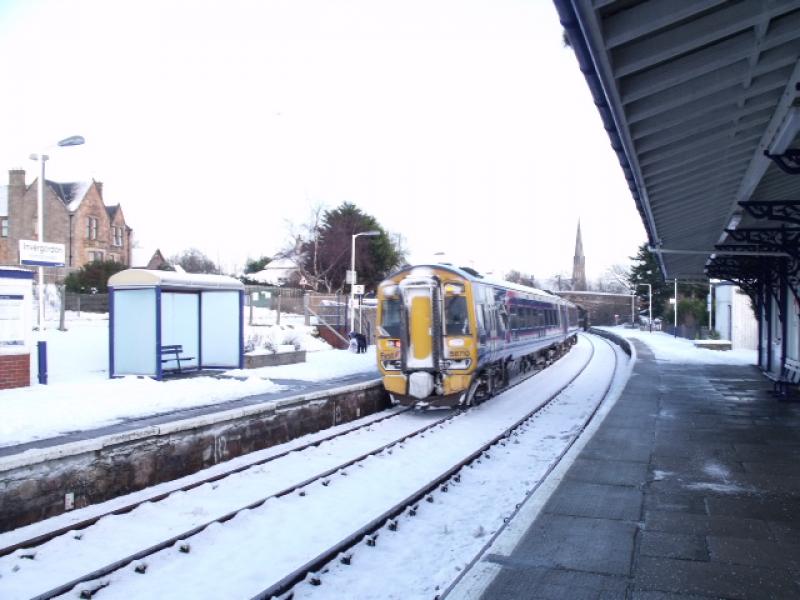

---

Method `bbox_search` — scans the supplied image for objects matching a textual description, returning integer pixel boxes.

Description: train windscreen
[380,299,403,338]
[444,295,470,336]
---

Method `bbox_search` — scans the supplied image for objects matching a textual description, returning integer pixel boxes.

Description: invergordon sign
[19,240,66,267]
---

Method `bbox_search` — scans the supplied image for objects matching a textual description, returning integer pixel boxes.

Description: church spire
[572,219,587,290]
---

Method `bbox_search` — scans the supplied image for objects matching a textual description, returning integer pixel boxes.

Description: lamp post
[349,230,380,333]
[29,136,85,336]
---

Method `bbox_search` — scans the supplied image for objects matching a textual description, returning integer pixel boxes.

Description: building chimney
[94,181,103,198]
[8,169,25,188]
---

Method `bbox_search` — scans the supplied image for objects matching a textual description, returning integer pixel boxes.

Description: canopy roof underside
[560,0,800,279]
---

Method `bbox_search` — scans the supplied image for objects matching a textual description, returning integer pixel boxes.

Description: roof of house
[249,257,300,285]
[46,180,93,212]
[106,204,120,220]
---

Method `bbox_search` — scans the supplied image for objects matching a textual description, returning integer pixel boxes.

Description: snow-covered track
[285,333,622,600]
[18,407,463,600]
[2,336,595,600]
[252,335,603,600]
[0,406,414,561]
[437,334,619,598]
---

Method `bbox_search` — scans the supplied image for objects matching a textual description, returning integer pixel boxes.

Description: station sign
[19,240,66,267]
[353,284,365,295]
[0,269,33,352]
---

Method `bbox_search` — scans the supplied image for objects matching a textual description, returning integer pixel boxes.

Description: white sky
[0,0,644,280]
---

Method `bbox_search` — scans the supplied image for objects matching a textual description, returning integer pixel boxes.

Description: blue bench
[160,344,195,373]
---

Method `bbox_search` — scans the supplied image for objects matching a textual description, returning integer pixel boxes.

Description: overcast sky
[0,0,645,281]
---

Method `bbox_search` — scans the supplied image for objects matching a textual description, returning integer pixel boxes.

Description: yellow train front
[376,264,579,407]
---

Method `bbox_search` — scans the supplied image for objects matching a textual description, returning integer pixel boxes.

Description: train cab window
[380,299,403,338]
[445,295,470,335]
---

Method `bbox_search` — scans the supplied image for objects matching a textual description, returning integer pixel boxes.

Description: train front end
[376,266,478,407]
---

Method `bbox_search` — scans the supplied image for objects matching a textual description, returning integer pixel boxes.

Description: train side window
[475,302,485,333]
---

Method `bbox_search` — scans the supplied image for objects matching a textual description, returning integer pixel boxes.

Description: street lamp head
[57,135,85,147]
[357,230,381,237]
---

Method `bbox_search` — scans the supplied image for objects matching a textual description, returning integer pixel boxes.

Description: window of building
[112,226,124,247]
[89,250,104,262]
[0,218,7,237]
[87,216,98,240]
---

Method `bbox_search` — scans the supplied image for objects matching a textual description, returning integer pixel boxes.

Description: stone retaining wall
[244,350,306,369]
[0,380,388,532]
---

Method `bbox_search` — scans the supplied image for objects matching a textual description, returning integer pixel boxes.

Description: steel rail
[30,408,463,600]
[0,406,412,560]
[250,334,598,600]
[23,334,581,600]
[437,334,620,599]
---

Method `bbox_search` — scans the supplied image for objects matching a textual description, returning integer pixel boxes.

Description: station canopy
[556,0,800,280]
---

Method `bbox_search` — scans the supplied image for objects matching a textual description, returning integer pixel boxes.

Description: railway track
[0,334,600,599]
[266,334,619,600]
[0,404,412,560]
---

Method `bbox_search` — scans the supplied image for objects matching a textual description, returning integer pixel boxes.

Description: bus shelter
[108,269,244,379]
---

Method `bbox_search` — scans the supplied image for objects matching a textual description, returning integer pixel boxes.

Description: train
[375,264,581,407]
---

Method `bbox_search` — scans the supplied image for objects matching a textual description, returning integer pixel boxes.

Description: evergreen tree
[64,260,127,293]
[298,202,404,292]
[244,256,271,274]
[629,243,709,324]
[628,244,671,319]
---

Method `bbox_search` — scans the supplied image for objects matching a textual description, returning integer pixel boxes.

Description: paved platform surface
[0,371,379,458]
[480,339,800,599]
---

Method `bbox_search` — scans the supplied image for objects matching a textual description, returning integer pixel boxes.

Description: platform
[471,339,800,599]
[0,371,379,459]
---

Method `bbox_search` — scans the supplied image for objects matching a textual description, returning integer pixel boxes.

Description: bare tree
[600,264,632,294]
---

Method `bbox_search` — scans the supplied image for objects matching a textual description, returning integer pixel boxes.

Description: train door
[401,283,440,371]
[479,285,498,361]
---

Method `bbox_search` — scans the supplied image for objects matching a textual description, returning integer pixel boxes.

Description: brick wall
[0,354,30,389]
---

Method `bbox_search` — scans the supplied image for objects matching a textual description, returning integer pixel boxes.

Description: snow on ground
[602,326,757,365]
[0,310,377,448]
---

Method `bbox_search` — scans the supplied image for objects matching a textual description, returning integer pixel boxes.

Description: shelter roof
[109,269,244,290]
[556,0,800,279]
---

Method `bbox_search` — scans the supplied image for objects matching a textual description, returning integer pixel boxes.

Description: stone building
[0,170,133,277]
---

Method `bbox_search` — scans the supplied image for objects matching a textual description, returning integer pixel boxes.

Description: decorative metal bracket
[724,227,800,257]
[764,149,800,175]
[714,243,770,254]
[739,200,800,226]
[706,255,764,302]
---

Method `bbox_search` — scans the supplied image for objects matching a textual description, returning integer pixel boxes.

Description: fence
[664,324,711,340]
[64,292,109,313]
